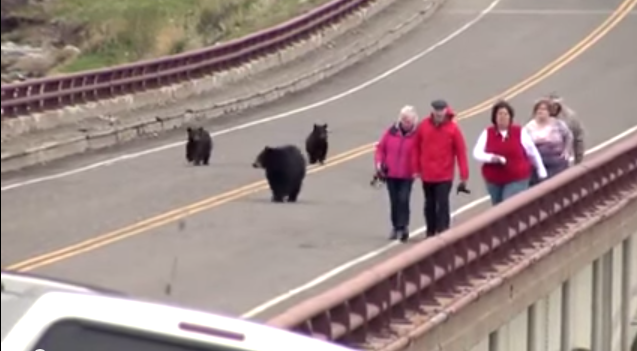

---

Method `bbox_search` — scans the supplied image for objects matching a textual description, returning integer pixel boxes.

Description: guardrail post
[621,236,633,351]
[527,303,537,351]
[561,279,572,351]
[592,258,602,350]
[601,250,613,351]
[488,330,499,351]
[592,251,614,351]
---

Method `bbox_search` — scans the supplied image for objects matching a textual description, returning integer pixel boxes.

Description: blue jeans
[486,179,530,205]
[386,178,413,231]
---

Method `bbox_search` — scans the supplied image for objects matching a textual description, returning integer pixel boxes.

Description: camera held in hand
[456,182,471,194]
[370,163,389,187]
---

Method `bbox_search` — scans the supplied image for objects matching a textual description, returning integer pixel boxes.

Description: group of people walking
[374,95,584,242]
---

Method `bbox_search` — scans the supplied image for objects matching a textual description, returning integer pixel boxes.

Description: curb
[1,0,445,174]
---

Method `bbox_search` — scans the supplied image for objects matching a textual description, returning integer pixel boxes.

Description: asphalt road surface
[2,0,636,319]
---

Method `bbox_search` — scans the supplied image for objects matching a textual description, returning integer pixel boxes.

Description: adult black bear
[185,127,213,166]
[252,145,306,203]
[305,124,328,165]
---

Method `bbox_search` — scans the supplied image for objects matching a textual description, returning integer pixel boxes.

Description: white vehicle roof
[1,270,124,295]
[1,271,354,351]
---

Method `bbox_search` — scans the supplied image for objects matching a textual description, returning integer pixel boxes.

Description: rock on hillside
[2,0,32,34]
[2,0,79,83]
[2,0,82,82]
[2,42,80,82]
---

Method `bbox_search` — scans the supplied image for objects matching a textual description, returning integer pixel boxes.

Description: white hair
[398,105,419,124]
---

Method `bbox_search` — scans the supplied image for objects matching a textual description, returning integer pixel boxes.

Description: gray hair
[398,105,419,124]
[543,94,577,118]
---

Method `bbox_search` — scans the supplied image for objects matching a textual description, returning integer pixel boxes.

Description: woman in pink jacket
[374,105,419,242]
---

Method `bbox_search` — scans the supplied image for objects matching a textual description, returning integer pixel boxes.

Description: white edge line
[447,9,630,15]
[241,125,637,318]
[1,0,500,192]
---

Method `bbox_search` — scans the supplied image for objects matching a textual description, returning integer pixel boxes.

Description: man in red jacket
[412,100,470,237]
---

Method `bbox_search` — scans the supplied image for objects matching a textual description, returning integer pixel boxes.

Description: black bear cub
[305,124,328,165]
[252,145,306,203]
[186,127,213,166]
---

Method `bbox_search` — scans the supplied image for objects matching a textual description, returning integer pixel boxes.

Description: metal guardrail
[267,133,637,349]
[0,0,374,118]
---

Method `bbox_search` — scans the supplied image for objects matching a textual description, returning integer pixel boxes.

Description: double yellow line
[6,0,635,272]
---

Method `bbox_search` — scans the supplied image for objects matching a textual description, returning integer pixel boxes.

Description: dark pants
[422,181,453,236]
[530,162,569,186]
[386,178,413,231]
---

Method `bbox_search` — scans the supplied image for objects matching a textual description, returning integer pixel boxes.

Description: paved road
[2,0,636,319]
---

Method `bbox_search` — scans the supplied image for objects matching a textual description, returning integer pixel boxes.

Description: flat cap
[431,99,448,110]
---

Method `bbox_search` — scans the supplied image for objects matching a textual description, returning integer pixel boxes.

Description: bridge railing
[267,133,637,350]
[0,0,373,118]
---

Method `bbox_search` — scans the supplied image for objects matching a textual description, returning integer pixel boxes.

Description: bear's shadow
[181,162,254,169]
[240,198,316,205]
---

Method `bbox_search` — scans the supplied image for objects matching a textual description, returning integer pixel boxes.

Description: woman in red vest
[472,101,547,205]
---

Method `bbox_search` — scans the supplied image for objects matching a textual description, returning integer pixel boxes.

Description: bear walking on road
[252,145,306,203]
[186,127,213,166]
[305,124,328,165]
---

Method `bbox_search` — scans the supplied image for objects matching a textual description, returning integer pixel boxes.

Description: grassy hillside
[2,0,331,74]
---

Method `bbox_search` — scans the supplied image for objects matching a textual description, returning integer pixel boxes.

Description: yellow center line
[6,0,635,272]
